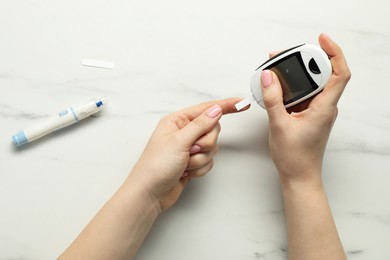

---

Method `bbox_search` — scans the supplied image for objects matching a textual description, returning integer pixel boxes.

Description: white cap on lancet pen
[235,95,255,111]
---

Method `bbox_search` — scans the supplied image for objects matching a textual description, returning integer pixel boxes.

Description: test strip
[81,58,115,69]
[235,95,255,111]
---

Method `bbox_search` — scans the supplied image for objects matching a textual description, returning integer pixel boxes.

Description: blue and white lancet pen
[12,98,107,147]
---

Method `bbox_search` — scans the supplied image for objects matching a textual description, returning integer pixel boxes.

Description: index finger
[318,33,352,106]
[176,97,249,120]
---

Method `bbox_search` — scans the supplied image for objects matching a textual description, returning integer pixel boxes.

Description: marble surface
[1,0,389,259]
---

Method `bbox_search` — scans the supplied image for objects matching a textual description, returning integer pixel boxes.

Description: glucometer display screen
[266,53,318,105]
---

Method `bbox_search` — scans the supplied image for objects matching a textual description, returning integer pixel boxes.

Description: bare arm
[260,33,351,259]
[58,180,160,260]
[280,175,346,259]
[58,98,245,260]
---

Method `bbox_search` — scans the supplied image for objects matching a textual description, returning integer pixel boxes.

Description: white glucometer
[235,44,332,110]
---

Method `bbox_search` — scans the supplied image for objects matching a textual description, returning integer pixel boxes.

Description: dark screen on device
[265,53,318,104]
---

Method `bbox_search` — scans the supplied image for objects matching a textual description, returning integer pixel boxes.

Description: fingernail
[322,33,332,41]
[261,70,273,88]
[206,104,222,118]
[190,144,201,154]
[269,51,280,56]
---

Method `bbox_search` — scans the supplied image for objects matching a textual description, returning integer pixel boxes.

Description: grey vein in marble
[0,104,48,120]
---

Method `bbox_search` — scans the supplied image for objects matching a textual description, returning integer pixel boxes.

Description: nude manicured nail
[261,70,273,88]
[322,33,332,41]
[206,104,222,118]
[190,144,201,154]
[269,51,280,56]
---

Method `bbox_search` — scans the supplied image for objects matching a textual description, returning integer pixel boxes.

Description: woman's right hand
[260,33,351,185]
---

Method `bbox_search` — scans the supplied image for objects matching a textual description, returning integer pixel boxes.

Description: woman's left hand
[128,98,246,211]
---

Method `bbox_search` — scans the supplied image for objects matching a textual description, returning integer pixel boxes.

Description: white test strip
[81,58,115,69]
[235,95,255,111]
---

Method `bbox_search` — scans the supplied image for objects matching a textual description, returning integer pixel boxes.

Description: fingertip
[206,104,222,118]
[319,33,350,79]
[269,50,281,58]
[221,97,250,115]
[320,33,333,42]
[319,33,342,58]
[319,33,332,51]
[317,33,351,107]
[189,144,201,154]
[261,70,273,88]
[181,171,190,178]
[261,70,288,121]
[180,104,222,146]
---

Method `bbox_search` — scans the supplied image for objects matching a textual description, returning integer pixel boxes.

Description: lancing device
[12,98,107,147]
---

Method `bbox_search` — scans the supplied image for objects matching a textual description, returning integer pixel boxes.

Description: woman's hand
[261,33,350,260]
[128,98,246,211]
[59,98,246,260]
[261,33,351,185]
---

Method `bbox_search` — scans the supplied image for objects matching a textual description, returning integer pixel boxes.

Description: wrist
[121,175,162,220]
[278,168,324,193]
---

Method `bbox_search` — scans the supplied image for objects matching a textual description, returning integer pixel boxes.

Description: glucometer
[235,44,332,110]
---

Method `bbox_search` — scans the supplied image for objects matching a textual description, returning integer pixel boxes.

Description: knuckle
[270,118,286,135]
[188,153,207,169]
[338,66,351,84]
[197,160,214,177]
[322,107,338,128]
[211,130,220,146]
[216,122,221,133]
[208,160,215,172]
[263,95,280,109]
[158,114,170,125]
[345,69,352,82]
[192,117,208,129]
[197,132,219,152]
[175,114,190,129]
[172,131,187,146]
[342,67,352,83]
[214,145,219,155]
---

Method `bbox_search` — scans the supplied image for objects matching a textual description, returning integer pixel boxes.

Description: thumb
[179,104,222,147]
[261,70,287,121]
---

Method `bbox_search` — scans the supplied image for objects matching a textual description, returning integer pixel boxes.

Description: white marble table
[1,1,389,259]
